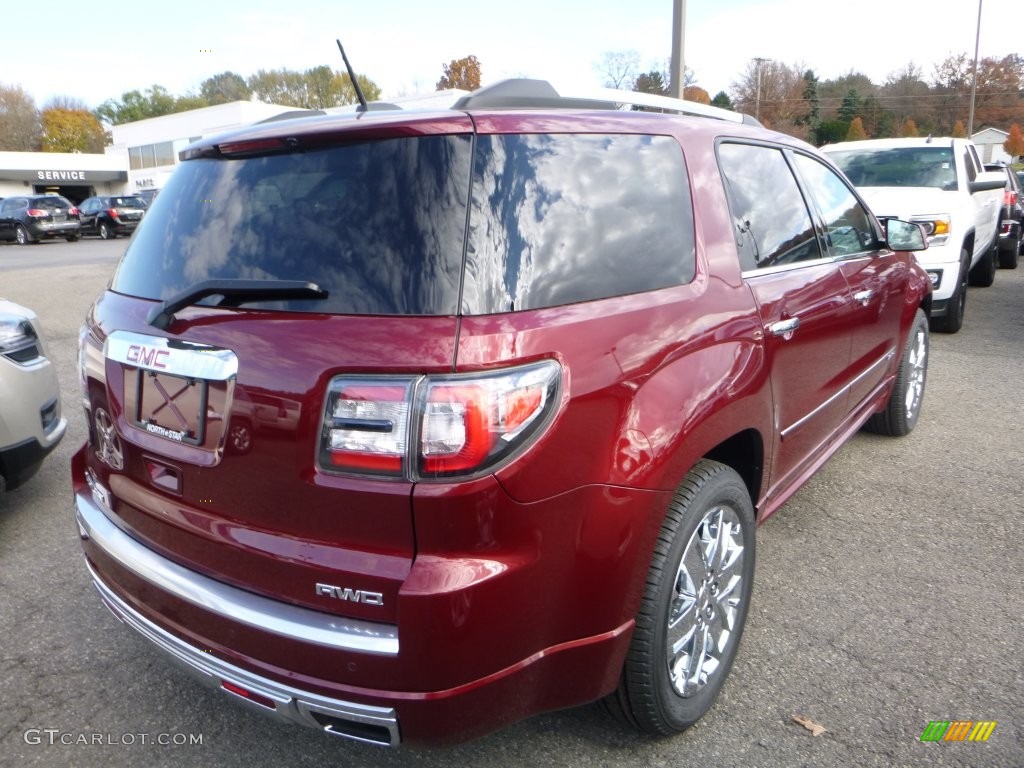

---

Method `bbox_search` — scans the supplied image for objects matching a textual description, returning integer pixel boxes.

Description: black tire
[65,235,79,242]
[930,249,967,334]
[99,222,115,240]
[968,241,996,287]
[998,234,1019,269]
[15,225,33,245]
[605,460,755,735]
[864,309,928,437]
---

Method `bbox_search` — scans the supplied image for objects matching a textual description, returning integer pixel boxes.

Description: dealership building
[0,101,300,204]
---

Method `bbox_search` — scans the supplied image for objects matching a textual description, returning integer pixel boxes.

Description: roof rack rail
[453,78,760,126]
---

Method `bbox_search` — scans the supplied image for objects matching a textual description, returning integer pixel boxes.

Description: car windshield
[829,147,957,190]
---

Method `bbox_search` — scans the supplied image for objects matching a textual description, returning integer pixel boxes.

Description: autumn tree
[846,116,868,140]
[436,56,481,91]
[40,107,105,152]
[899,117,920,137]
[683,86,711,104]
[200,71,251,104]
[952,120,968,138]
[1005,124,1024,158]
[0,84,41,150]
[882,63,931,132]
[731,59,810,136]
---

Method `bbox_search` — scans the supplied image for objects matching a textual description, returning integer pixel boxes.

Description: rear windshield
[111,131,695,317]
[111,135,473,315]
[111,197,146,208]
[828,146,957,190]
[32,196,72,211]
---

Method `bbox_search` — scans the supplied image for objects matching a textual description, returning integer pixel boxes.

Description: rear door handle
[853,289,874,305]
[768,318,800,337]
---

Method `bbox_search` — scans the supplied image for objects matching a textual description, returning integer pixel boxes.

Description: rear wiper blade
[146,279,328,330]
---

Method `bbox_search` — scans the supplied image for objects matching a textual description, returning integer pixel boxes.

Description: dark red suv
[73,80,932,746]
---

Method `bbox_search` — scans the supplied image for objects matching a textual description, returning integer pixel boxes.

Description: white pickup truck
[823,137,1006,333]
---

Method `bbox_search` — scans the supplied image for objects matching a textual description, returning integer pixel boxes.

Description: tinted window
[718,143,820,271]
[31,196,72,211]
[463,134,695,314]
[829,146,957,190]
[793,154,879,257]
[111,135,472,315]
[111,197,145,207]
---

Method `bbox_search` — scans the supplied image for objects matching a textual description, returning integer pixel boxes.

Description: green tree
[711,91,733,110]
[436,56,481,91]
[838,89,861,123]
[634,71,668,96]
[95,85,179,124]
[200,71,251,104]
[814,119,849,146]
[40,108,106,152]
[248,67,379,108]
[799,70,820,129]
[0,84,41,150]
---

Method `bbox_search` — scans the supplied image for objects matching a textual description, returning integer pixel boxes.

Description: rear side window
[111,135,472,316]
[462,134,695,314]
[718,143,820,271]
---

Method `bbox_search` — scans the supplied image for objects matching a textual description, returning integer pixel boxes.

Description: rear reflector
[221,680,277,710]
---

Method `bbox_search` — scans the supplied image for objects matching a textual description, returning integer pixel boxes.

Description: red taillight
[221,681,276,710]
[26,208,47,217]
[107,208,121,221]
[318,362,561,480]
[321,381,413,476]
[68,206,79,216]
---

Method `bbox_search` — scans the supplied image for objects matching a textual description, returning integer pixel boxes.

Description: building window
[128,141,177,170]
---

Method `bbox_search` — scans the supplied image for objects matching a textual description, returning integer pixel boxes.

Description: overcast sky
[2,0,1018,109]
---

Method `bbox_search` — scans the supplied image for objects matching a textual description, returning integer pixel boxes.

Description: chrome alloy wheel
[94,407,125,470]
[666,504,746,697]
[904,327,927,421]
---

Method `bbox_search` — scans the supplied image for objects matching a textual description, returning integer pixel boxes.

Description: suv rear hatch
[80,114,475,625]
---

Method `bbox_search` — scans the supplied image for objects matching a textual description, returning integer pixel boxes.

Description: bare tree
[595,50,640,89]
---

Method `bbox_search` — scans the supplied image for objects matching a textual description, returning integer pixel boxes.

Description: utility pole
[669,0,686,98]
[753,57,768,121]
[967,0,982,136]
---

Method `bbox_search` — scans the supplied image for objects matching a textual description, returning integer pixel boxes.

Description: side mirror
[883,218,928,252]
[969,171,1007,194]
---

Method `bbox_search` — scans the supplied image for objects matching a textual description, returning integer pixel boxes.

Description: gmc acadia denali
[73,79,932,746]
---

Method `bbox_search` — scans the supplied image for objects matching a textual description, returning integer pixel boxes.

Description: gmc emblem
[126,344,169,369]
[315,582,384,606]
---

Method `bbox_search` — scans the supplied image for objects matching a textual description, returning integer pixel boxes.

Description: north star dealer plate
[133,369,209,446]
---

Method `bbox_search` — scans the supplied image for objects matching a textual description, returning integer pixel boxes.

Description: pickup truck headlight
[911,215,951,247]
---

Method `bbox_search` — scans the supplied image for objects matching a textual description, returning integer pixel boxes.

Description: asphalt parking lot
[1,238,1022,767]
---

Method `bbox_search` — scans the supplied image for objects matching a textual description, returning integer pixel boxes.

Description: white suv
[0,299,66,492]
[823,137,1005,333]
